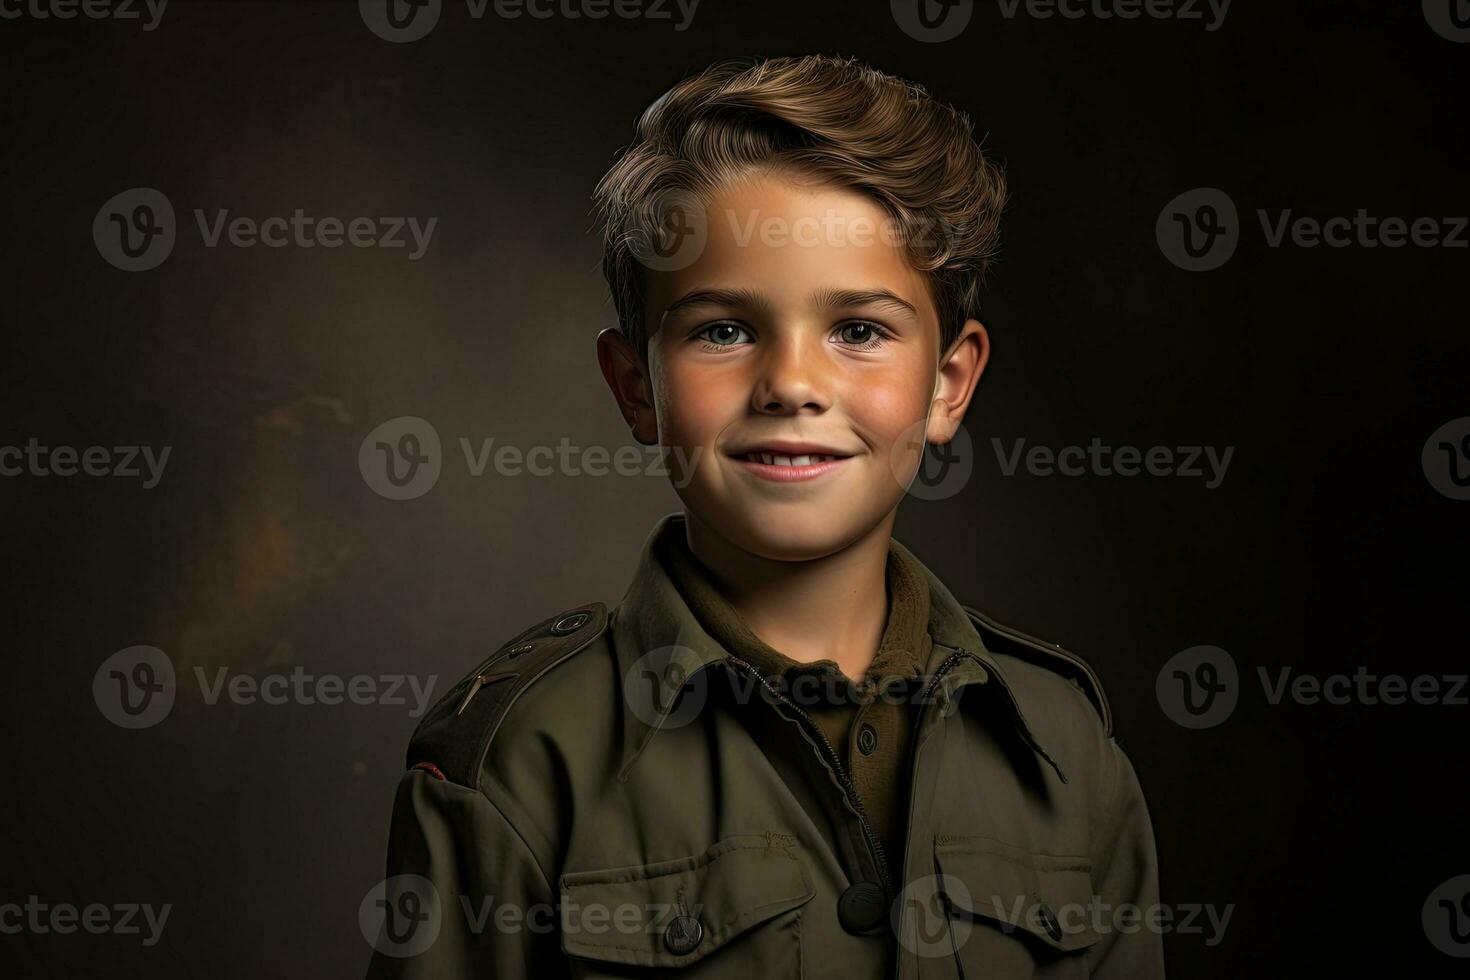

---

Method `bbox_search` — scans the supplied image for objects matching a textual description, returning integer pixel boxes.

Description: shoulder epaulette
[406,602,608,787]
[962,605,1113,737]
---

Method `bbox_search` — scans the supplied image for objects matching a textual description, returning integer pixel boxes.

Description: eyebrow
[812,288,920,323]
[661,287,773,321]
[660,286,920,323]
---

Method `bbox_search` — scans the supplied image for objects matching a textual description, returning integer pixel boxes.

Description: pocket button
[1036,901,1063,941]
[664,914,704,955]
[837,881,887,934]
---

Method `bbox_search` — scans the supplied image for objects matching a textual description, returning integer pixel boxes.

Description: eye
[695,321,754,348]
[832,320,891,350]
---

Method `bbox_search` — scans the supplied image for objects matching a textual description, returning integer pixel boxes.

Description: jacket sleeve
[1085,737,1167,979]
[364,768,567,979]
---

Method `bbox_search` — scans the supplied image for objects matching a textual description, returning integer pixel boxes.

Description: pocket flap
[559,834,814,967]
[933,835,1100,953]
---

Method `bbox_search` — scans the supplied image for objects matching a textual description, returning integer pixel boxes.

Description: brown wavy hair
[591,54,1009,358]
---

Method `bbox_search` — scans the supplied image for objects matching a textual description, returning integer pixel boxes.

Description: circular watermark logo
[1156,645,1238,729]
[359,0,442,42]
[1421,417,1470,500]
[1423,875,1470,957]
[94,188,176,272]
[1156,188,1239,272]
[622,645,708,729]
[93,645,176,729]
[891,0,974,43]
[360,874,443,957]
[625,186,708,273]
[359,416,442,500]
[890,418,974,501]
[893,874,970,957]
[1423,0,1470,42]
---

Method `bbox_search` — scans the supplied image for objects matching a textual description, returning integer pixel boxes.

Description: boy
[366,54,1164,978]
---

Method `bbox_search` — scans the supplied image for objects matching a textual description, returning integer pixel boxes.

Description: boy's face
[600,174,988,561]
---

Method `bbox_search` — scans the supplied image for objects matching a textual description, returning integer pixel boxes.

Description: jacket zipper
[897,647,968,890]
[724,651,967,898]
[723,655,897,896]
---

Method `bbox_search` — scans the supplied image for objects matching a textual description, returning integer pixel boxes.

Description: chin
[710,499,889,562]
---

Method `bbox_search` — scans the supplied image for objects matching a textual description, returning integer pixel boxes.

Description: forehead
[645,175,939,329]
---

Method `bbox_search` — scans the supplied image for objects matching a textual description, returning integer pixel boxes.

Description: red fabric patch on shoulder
[411,761,446,781]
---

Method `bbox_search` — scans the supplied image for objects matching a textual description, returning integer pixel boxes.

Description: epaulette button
[551,612,590,634]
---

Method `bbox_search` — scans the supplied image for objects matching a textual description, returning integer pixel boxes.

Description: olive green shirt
[656,526,931,864]
[367,513,1166,980]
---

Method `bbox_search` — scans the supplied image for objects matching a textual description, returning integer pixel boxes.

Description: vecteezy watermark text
[0,897,170,947]
[359,0,700,43]
[621,645,966,731]
[621,195,975,274]
[94,188,437,271]
[359,873,703,957]
[193,667,437,715]
[1,439,170,488]
[457,437,695,481]
[1257,209,1468,249]
[93,646,438,729]
[194,210,436,259]
[723,208,968,252]
[0,0,166,29]
[358,416,701,500]
[991,895,1233,946]
[1258,666,1469,707]
[892,875,1232,957]
[1157,645,1470,728]
[891,0,1228,43]
[992,437,1234,489]
[994,0,1230,30]
[1158,187,1468,271]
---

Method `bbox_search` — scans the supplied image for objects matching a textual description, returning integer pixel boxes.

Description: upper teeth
[745,452,833,466]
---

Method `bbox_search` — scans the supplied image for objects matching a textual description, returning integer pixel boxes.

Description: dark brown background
[2,0,1467,976]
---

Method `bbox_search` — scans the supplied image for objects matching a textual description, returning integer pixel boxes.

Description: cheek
[654,356,746,447]
[844,363,936,445]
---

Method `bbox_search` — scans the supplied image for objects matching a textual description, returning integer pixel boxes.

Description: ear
[596,327,659,445]
[926,319,990,445]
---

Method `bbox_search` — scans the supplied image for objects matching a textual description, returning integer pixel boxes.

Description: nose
[750,332,831,416]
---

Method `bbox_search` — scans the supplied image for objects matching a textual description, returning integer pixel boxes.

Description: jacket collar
[612,514,1067,783]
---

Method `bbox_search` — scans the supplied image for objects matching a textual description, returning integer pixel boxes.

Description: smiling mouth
[727,448,854,482]
[736,451,845,466]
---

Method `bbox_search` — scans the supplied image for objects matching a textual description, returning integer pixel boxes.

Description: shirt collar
[656,512,932,691]
[611,514,1067,783]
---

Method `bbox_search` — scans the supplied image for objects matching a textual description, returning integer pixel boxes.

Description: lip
[723,439,859,483]
[733,455,851,483]
[725,440,856,458]
[727,446,854,483]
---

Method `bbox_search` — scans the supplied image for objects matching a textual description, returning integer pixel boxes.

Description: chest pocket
[931,835,1101,979]
[560,834,815,978]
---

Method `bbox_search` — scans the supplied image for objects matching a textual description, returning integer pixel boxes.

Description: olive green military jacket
[365,517,1165,979]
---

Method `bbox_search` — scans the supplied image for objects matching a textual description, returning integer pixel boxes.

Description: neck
[682,510,895,681]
